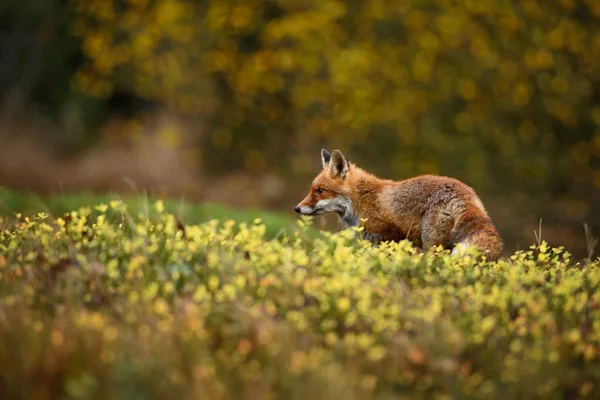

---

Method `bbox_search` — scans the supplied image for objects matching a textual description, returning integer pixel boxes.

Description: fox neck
[339,199,360,228]
[338,167,386,229]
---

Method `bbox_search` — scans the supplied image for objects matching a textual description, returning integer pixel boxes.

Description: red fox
[295,149,503,261]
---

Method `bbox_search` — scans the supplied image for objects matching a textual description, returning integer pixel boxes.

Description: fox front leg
[356,230,383,245]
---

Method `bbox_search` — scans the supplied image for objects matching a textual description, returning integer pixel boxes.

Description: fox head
[294,149,354,218]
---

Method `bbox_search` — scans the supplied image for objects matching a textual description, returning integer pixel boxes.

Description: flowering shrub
[0,201,599,399]
[72,0,600,198]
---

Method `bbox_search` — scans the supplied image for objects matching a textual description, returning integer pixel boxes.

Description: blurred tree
[0,1,100,152]
[0,1,160,154]
[68,0,600,208]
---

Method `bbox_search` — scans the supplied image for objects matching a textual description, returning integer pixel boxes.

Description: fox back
[295,149,503,261]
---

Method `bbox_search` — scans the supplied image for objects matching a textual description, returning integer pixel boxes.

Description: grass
[0,187,304,240]
[0,192,599,399]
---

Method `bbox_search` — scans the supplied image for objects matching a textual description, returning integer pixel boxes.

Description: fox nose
[294,206,301,213]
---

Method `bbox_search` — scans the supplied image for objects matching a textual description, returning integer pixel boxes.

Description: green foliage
[1,201,599,399]
[71,0,600,196]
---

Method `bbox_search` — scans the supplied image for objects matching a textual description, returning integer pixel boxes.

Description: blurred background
[0,0,599,258]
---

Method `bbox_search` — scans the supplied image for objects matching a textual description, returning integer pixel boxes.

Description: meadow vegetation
[0,188,300,241]
[1,196,599,399]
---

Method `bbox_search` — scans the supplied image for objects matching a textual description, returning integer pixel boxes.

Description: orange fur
[295,149,503,261]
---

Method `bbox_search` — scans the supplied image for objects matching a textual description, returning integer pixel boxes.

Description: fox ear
[328,149,348,179]
[321,149,331,169]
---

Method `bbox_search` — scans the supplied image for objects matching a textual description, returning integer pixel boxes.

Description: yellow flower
[154,200,165,213]
[208,275,220,291]
[336,297,351,312]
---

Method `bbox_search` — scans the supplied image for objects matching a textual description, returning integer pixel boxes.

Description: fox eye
[315,188,324,195]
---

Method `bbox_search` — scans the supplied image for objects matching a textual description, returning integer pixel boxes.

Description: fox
[294,149,503,261]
